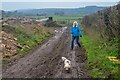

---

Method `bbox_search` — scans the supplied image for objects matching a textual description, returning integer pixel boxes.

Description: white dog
[61,57,71,71]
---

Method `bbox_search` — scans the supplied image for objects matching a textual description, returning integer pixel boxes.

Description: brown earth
[2,27,89,78]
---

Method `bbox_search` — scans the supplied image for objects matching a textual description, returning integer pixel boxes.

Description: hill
[2,6,106,16]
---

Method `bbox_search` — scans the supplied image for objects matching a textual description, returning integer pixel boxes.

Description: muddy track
[3,27,89,78]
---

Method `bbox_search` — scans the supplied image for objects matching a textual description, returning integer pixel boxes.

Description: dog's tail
[61,57,67,61]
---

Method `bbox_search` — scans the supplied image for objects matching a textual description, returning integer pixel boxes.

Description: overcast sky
[1,0,120,2]
[1,1,119,11]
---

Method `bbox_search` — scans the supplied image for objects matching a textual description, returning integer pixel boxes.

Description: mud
[2,27,89,78]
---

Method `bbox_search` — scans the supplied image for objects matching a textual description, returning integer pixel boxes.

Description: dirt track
[3,27,89,78]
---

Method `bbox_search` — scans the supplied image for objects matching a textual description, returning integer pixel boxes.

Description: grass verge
[3,25,55,59]
[80,32,119,78]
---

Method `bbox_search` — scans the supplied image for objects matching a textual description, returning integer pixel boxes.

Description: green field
[52,14,85,20]
[32,14,85,27]
[32,14,85,22]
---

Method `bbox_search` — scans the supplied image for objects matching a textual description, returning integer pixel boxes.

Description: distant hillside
[2,6,106,16]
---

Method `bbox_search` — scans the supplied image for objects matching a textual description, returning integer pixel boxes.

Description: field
[32,14,85,20]
[32,14,85,26]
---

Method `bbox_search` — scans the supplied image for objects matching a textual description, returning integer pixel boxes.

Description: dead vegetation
[82,3,120,39]
[1,21,56,60]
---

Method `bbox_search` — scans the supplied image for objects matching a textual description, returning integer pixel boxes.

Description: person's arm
[70,27,73,34]
[79,26,82,37]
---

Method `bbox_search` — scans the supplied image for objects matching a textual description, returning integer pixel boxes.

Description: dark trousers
[71,36,81,49]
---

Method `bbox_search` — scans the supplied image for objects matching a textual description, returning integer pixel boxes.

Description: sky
[1,0,120,2]
[1,1,119,11]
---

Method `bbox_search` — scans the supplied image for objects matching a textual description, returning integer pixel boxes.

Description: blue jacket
[70,26,82,37]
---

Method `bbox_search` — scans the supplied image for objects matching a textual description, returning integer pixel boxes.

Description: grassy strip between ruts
[80,32,119,78]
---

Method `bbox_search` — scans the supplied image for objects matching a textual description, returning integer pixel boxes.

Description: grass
[51,14,85,21]
[80,31,119,78]
[32,14,85,20]
[15,26,53,57]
